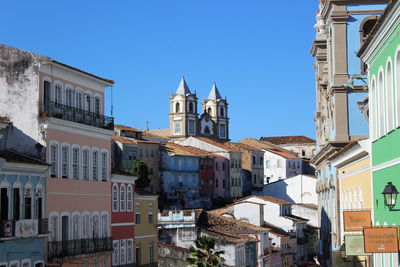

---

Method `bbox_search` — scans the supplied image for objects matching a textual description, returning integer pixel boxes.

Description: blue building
[160,143,201,209]
[0,120,49,267]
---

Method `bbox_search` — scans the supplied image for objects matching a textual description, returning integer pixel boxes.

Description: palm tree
[187,236,225,267]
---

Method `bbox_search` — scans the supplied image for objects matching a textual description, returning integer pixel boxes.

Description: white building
[262,174,317,205]
[263,149,304,184]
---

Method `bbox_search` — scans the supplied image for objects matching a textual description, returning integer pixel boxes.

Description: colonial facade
[0,45,114,266]
[359,1,400,265]
[260,136,316,160]
[0,121,49,267]
[310,1,387,266]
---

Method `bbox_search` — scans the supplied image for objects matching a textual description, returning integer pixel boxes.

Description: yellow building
[331,139,371,266]
[134,190,159,267]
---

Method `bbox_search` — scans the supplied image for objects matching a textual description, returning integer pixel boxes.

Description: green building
[358,1,400,265]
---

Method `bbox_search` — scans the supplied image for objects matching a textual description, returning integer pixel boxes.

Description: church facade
[169,77,229,141]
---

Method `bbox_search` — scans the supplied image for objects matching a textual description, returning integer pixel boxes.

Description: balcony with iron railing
[48,237,112,261]
[42,101,114,130]
[0,218,48,238]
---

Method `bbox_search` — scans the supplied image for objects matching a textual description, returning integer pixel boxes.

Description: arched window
[220,107,224,117]
[378,70,386,136]
[371,79,378,140]
[207,107,211,114]
[175,102,180,113]
[101,213,108,237]
[120,185,126,211]
[75,91,83,109]
[50,143,58,178]
[92,213,100,238]
[61,146,69,178]
[72,213,80,240]
[112,184,119,211]
[204,126,210,134]
[396,49,400,127]
[386,61,394,132]
[82,213,90,238]
[49,214,59,241]
[360,17,378,73]
[127,185,133,211]
[189,102,194,113]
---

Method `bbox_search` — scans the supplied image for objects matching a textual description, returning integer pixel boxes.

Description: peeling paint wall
[0,44,50,157]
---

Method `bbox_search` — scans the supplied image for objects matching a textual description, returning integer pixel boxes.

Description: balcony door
[0,188,8,220]
[61,215,69,255]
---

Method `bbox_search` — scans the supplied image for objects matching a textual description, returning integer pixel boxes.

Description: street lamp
[343,74,368,91]
[382,182,400,211]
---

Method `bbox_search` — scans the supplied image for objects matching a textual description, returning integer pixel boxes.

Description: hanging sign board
[343,210,371,231]
[345,234,372,256]
[364,227,399,253]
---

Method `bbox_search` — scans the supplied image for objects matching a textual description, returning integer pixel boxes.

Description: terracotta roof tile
[266,148,299,159]
[147,128,171,138]
[159,242,191,253]
[112,135,159,145]
[226,142,262,152]
[194,137,242,152]
[162,143,222,158]
[238,138,296,155]
[238,195,294,205]
[115,124,143,133]
[260,136,315,145]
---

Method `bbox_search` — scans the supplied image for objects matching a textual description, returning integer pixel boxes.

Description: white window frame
[127,239,133,264]
[92,212,100,238]
[120,239,127,265]
[148,203,154,224]
[65,85,74,107]
[72,146,80,180]
[395,47,400,128]
[112,184,119,212]
[101,150,108,181]
[127,185,133,212]
[61,144,70,178]
[75,89,83,110]
[82,212,91,239]
[120,184,126,212]
[82,147,90,180]
[49,141,59,178]
[101,211,109,238]
[72,212,81,240]
[92,149,99,181]
[135,203,141,224]
[386,58,395,132]
[113,240,120,266]
[54,82,63,104]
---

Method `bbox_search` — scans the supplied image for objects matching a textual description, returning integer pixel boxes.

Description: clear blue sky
[1,1,319,141]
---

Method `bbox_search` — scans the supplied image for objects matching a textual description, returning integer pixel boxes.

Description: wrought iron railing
[48,237,112,260]
[44,101,114,130]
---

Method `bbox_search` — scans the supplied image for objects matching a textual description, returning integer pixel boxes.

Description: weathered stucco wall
[0,44,50,157]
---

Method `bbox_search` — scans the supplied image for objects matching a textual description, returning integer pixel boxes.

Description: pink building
[0,45,115,266]
[214,157,229,198]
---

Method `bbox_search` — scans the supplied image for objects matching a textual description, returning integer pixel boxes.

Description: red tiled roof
[266,148,299,159]
[159,242,191,253]
[162,143,222,158]
[238,138,296,155]
[229,201,265,206]
[112,135,159,145]
[194,137,242,152]
[115,124,143,133]
[239,195,294,205]
[226,142,262,152]
[260,136,315,145]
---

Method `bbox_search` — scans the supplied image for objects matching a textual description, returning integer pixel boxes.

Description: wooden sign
[364,227,399,253]
[343,210,371,231]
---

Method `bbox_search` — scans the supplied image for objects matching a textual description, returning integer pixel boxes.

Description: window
[175,102,180,112]
[253,174,257,184]
[127,239,133,263]
[13,188,20,220]
[92,213,100,238]
[378,70,386,137]
[61,146,69,178]
[253,156,256,164]
[43,80,51,108]
[148,203,154,224]
[76,92,83,109]
[24,188,32,219]
[220,106,224,117]
[120,185,126,211]
[101,152,107,181]
[265,160,270,168]
[50,214,58,241]
[85,94,91,111]
[92,151,98,181]
[396,51,400,128]
[72,214,80,239]
[82,213,90,238]
[127,185,133,211]
[135,242,141,266]
[22,261,30,267]
[83,149,89,180]
[66,88,73,107]
[301,150,306,157]
[219,124,226,138]
[386,61,394,132]
[72,147,79,179]
[188,120,195,135]
[50,144,58,177]
[189,102,194,113]
[174,121,181,134]
[95,97,101,114]
[135,203,141,224]
[216,179,219,188]
[113,240,119,266]
[149,242,154,263]
[207,107,212,114]
[112,184,119,211]
[102,213,108,237]
[55,84,62,103]
[222,162,225,170]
